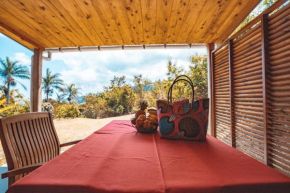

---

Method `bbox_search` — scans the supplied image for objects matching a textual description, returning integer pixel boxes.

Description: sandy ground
[0,114,133,166]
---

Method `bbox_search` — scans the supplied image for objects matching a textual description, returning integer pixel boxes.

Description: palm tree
[0,57,30,104]
[55,92,64,102]
[0,87,24,104]
[62,84,81,103]
[42,68,64,102]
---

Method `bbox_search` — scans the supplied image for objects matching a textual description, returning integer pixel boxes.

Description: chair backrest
[0,112,60,186]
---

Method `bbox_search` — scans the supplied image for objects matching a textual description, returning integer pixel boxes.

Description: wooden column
[261,14,269,165]
[228,40,235,148]
[207,43,215,137]
[30,49,43,112]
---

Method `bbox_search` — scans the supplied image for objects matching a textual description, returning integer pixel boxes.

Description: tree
[0,57,30,104]
[133,74,143,99]
[133,74,153,100]
[62,83,81,103]
[0,88,24,104]
[104,76,136,115]
[263,0,277,7]
[55,92,65,102]
[188,54,208,99]
[42,68,64,102]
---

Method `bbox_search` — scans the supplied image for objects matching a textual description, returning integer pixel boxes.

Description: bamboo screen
[213,45,231,146]
[211,1,290,176]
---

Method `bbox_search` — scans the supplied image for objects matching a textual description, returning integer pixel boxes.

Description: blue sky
[0,33,206,100]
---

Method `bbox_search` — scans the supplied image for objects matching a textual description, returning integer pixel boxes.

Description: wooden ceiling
[0,0,260,49]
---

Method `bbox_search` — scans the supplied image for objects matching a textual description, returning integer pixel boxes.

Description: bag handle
[167,75,195,104]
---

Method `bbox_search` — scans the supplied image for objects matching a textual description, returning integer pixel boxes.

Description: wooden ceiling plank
[57,0,103,46]
[7,0,73,47]
[124,0,145,44]
[141,0,157,44]
[212,0,260,43]
[0,0,262,47]
[40,0,93,47]
[0,25,38,49]
[197,0,234,43]
[203,0,237,43]
[165,0,190,44]
[175,0,206,44]
[0,6,52,47]
[91,0,125,45]
[73,0,115,45]
[107,0,135,45]
[186,0,219,43]
[24,0,84,47]
[155,0,174,44]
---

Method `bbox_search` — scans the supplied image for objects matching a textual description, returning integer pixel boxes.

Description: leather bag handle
[167,75,195,104]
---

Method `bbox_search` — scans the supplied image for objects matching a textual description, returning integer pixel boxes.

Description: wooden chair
[0,112,82,187]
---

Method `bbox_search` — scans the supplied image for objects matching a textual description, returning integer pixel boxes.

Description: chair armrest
[60,139,82,147]
[2,163,43,179]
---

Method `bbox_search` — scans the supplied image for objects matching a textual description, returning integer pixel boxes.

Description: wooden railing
[210,0,290,176]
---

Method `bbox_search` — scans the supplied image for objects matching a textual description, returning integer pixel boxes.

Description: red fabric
[7,120,290,193]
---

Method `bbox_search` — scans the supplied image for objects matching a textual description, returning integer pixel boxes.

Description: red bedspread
[7,120,290,193]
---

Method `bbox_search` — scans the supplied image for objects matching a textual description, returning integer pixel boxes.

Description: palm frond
[15,80,27,90]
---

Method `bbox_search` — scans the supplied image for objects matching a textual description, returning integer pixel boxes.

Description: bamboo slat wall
[211,1,290,176]
[213,45,231,146]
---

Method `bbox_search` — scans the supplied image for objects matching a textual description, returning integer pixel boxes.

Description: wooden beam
[207,43,215,137]
[261,14,269,165]
[228,40,235,148]
[30,49,43,112]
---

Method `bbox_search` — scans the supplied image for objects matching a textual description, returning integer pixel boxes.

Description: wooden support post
[228,40,235,148]
[30,49,43,112]
[261,14,269,165]
[207,43,215,137]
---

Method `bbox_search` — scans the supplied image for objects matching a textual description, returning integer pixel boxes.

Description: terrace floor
[0,114,133,165]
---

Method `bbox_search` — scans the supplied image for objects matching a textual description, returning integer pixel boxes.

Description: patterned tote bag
[156,75,209,141]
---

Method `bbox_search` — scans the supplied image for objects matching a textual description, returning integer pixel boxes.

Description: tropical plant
[41,102,54,113]
[0,88,24,104]
[62,83,81,103]
[55,104,80,118]
[0,99,11,114]
[188,54,208,99]
[0,57,30,104]
[42,68,64,102]
[56,92,65,102]
[0,100,30,117]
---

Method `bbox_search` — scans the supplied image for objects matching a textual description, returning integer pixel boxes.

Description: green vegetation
[80,54,208,118]
[62,83,81,103]
[0,57,30,104]
[55,104,80,119]
[42,68,64,102]
[0,54,208,119]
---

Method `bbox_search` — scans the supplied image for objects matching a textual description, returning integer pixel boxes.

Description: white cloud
[12,52,31,65]
[0,33,5,38]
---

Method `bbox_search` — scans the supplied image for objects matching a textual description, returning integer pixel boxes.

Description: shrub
[98,108,117,118]
[0,101,30,117]
[55,104,80,118]
[41,102,54,113]
[115,105,124,115]
[83,108,97,119]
